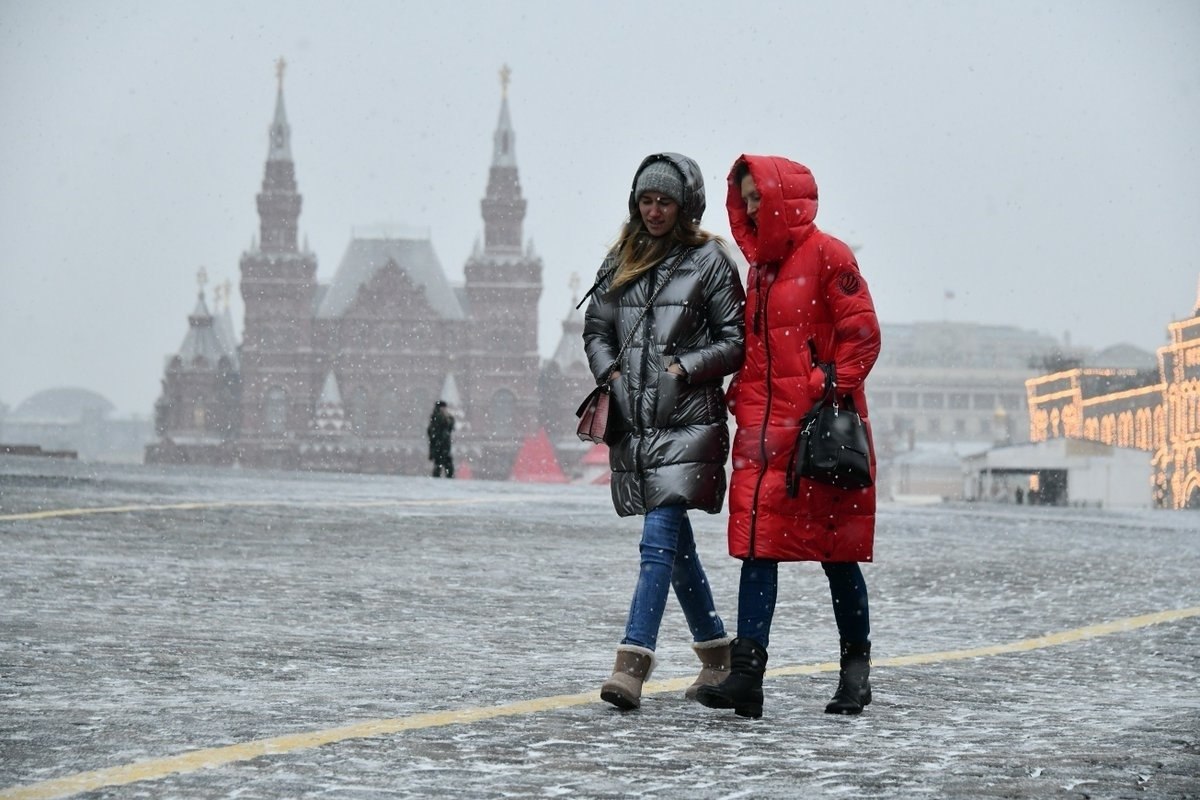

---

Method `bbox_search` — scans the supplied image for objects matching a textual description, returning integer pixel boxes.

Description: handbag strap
[576,255,618,310]
[601,247,692,384]
[808,337,841,411]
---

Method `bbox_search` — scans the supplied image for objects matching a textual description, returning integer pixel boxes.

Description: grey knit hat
[634,160,685,205]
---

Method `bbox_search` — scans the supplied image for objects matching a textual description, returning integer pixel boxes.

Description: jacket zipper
[748,269,774,558]
[634,261,661,498]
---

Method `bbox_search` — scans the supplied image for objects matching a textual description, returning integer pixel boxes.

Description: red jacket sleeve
[818,238,880,393]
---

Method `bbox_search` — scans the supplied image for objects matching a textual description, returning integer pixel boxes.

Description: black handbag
[786,355,873,495]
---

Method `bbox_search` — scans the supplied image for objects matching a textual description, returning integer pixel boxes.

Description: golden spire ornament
[499,63,511,98]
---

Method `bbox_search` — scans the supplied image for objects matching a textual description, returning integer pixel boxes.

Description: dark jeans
[432,456,454,478]
[736,558,870,650]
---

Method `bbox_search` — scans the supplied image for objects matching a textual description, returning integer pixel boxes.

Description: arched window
[1135,408,1152,450]
[192,394,207,429]
[1099,415,1116,445]
[1117,412,1134,448]
[265,387,287,434]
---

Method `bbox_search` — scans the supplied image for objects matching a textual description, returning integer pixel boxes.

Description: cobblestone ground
[1,457,1197,799]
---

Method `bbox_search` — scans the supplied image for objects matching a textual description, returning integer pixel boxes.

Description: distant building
[147,64,586,480]
[538,283,596,480]
[1026,280,1200,509]
[2,387,153,463]
[145,284,241,466]
[867,321,1081,456]
[963,439,1154,509]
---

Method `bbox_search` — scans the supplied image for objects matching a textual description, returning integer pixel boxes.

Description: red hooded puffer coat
[725,155,882,562]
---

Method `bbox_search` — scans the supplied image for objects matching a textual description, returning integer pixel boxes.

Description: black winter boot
[695,638,768,719]
[825,640,872,715]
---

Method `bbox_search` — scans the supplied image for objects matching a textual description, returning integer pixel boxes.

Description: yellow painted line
[0,694,599,800]
[769,606,1200,677]
[0,494,548,522]
[2,606,1197,800]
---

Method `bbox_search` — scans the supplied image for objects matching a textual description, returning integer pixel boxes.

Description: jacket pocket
[655,371,685,428]
[609,373,632,432]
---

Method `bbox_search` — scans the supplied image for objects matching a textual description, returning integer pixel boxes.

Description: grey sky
[2,0,1197,416]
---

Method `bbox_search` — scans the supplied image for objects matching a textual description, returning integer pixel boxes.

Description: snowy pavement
[1,456,1197,799]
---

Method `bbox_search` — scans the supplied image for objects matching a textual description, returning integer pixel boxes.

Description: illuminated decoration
[1026,278,1200,509]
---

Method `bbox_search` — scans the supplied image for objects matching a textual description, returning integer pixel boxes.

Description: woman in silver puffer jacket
[583,152,745,711]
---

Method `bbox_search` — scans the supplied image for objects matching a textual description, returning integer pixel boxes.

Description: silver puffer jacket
[583,159,746,516]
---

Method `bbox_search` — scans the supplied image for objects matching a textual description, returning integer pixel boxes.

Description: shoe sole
[825,691,871,715]
[600,689,639,711]
[694,690,732,710]
[696,690,763,719]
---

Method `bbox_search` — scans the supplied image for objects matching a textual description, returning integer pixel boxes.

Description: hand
[807,365,833,401]
[666,363,685,377]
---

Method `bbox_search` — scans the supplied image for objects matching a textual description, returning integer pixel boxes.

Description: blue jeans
[736,559,870,650]
[621,505,727,651]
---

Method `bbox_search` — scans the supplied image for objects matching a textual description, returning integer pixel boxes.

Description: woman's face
[638,193,679,238]
[740,173,761,225]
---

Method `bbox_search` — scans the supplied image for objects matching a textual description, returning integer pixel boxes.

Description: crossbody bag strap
[576,255,619,310]
[602,247,692,384]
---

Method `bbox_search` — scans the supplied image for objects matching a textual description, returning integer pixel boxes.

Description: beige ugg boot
[600,644,656,710]
[685,636,733,701]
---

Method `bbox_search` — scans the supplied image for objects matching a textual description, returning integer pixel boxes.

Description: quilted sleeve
[819,237,881,393]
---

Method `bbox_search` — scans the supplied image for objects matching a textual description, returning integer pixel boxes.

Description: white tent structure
[963,439,1153,509]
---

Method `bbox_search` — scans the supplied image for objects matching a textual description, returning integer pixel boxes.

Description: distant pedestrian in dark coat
[583,152,746,711]
[427,401,455,478]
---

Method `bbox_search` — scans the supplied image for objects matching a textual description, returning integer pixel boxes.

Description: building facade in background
[867,321,1082,453]
[1026,286,1200,509]
[1,388,152,463]
[147,65,588,480]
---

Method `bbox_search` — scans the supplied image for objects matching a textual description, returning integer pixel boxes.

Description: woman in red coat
[697,154,882,719]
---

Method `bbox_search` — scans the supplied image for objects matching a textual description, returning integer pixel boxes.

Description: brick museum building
[146,66,593,480]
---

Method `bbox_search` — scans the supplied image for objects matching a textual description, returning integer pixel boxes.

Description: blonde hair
[609,214,717,292]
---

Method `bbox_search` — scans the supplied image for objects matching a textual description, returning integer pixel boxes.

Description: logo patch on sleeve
[838,271,861,296]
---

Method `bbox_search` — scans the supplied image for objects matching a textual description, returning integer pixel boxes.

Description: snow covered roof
[176,294,231,367]
[1085,343,1156,370]
[549,304,589,375]
[317,237,463,321]
[10,387,114,422]
[887,441,992,467]
[877,321,1065,369]
[213,306,240,369]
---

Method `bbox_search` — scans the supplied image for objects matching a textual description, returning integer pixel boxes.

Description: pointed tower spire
[268,57,293,162]
[257,56,302,253]
[460,65,543,459]
[238,59,319,457]
[313,371,347,434]
[492,64,517,169]
[480,63,526,252]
